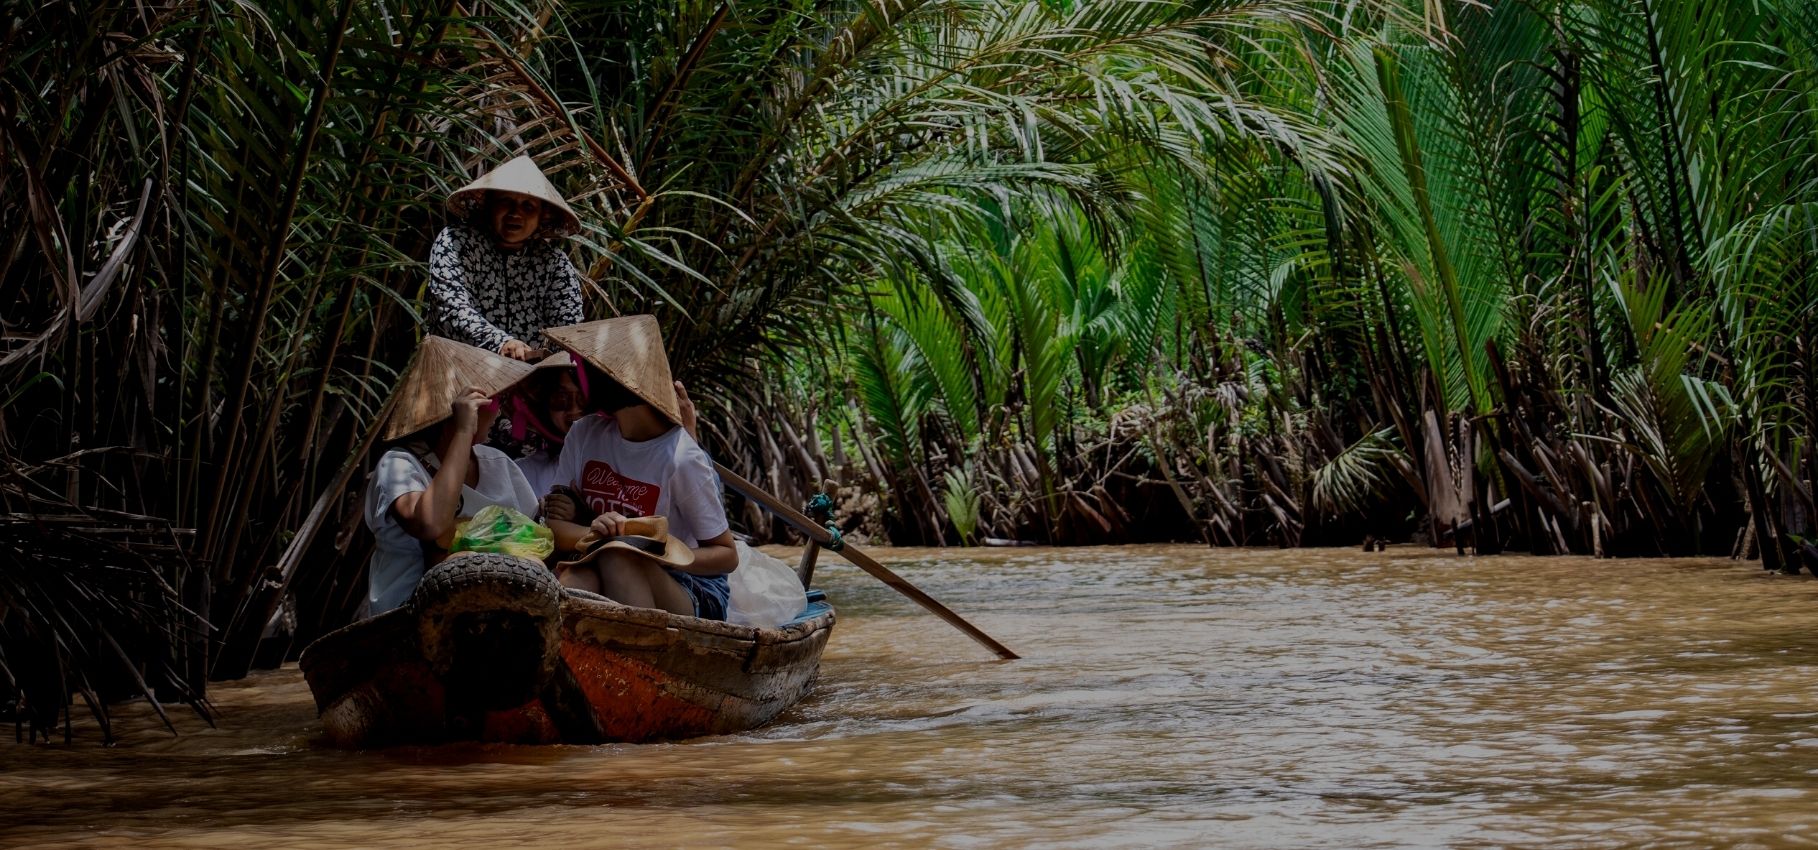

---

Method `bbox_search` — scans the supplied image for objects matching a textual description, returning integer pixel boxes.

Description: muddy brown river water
[6,546,1818,848]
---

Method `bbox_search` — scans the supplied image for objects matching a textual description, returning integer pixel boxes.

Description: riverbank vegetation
[797,3,1818,563]
[3,0,1814,735]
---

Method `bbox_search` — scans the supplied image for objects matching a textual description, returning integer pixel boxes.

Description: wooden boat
[298,552,834,747]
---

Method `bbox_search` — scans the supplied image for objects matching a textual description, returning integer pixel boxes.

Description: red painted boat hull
[299,555,834,747]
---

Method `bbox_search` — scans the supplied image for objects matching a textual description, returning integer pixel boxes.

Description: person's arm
[543,490,575,523]
[679,529,738,576]
[549,518,593,552]
[428,228,514,353]
[674,381,699,442]
[552,507,627,553]
[389,388,485,542]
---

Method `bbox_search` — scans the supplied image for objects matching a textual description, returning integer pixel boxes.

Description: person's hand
[450,387,488,437]
[500,339,536,361]
[675,380,699,440]
[589,511,629,539]
[544,492,576,523]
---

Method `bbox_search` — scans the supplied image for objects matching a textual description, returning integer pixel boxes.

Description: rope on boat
[805,492,844,551]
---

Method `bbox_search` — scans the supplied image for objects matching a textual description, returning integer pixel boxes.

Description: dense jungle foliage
[2,0,1815,736]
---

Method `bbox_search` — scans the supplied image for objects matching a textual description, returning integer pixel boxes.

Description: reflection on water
[7,546,1818,848]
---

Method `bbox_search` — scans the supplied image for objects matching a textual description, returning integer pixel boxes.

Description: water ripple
[5,546,1818,848]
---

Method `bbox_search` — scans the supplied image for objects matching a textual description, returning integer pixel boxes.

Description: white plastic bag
[727,541,808,628]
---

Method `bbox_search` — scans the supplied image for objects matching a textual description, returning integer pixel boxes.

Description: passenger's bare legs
[562,551,693,616]
[556,562,601,595]
[638,561,695,616]
[592,552,655,608]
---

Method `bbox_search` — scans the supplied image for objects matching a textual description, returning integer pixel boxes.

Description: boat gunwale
[559,591,834,647]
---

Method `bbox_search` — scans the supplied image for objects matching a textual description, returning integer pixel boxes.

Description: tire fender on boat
[410,553,564,712]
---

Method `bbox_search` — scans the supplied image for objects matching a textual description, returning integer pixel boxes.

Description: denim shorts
[662,568,729,621]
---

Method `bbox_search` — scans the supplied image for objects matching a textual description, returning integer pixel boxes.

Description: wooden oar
[713,462,1020,660]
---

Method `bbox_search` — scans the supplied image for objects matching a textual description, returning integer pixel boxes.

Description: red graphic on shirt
[579,460,660,518]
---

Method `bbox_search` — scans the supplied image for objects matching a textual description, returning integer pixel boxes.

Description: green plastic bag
[450,505,555,561]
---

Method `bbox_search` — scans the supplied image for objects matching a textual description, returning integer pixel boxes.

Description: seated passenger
[542,316,738,620]
[363,337,540,614]
[509,352,586,501]
[528,357,702,523]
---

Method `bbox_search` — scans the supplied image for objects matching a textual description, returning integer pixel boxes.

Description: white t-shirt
[552,415,729,548]
[363,445,539,614]
[516,449,561,503]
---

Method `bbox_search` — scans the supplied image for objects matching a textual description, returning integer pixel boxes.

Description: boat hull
[299,553,834,747]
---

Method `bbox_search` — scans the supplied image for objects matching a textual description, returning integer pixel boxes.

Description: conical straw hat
[383,336,538,441]
[544,315,682,425]
[532,351,574,372]
[445,155,581,239]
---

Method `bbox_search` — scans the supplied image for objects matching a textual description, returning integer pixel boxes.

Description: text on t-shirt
[581,460,661,517]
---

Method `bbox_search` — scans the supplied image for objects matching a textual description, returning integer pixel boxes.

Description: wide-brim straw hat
[544,315,682,425]
[382,336,537,441]
[557,516,695,569]
[445,155,581,239]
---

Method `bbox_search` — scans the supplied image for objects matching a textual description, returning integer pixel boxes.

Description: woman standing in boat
[363,337,541,614]
[541,316,739,620]
[428,155,584,362]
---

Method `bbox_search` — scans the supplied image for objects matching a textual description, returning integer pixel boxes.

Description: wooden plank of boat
[556,588,834,741]
[299,552,834,747]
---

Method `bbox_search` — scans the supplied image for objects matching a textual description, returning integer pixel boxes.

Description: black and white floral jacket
[427,224,583,352]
